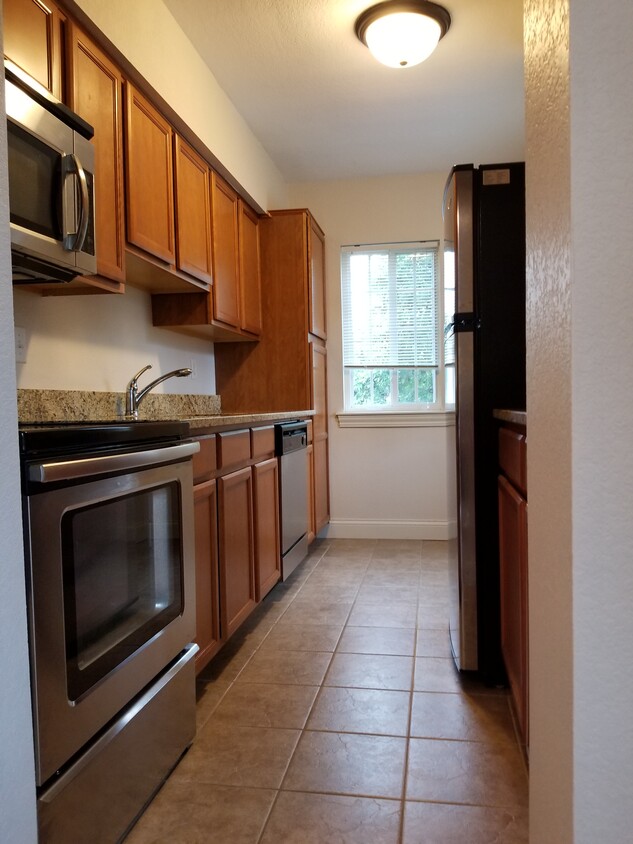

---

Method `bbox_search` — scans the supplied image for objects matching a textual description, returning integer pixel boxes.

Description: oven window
[62,482,183,701]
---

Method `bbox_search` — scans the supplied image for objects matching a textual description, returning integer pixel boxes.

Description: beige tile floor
[126,539,528,843]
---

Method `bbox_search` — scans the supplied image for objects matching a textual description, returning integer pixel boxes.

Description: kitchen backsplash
[18,389,221,423]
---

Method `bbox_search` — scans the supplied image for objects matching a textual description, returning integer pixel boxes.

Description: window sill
[336,411,455,428]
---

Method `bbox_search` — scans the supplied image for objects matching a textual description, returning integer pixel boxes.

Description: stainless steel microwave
[5,61,97,283]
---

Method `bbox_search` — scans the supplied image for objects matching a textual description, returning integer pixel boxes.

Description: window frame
[340,240,452,419]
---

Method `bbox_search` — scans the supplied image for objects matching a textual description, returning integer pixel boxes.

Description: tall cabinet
[215,209,329,535]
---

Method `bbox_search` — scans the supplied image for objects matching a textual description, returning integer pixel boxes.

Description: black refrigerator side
[473,162,526,680]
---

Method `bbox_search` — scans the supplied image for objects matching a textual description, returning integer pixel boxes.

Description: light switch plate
[15,326,27,363]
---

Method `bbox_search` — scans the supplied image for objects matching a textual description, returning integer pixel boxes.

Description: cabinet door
[253,458,280,600]
[313,437,329,536]
[310,340,329,532]
[218,466,256,638]
[3,0,64,98]
[311,340,328,437]
[306,442,316,544]
[238,200,262,336]
[498,474,528,745]
[124,84,175,264]
[67,23,125,288]
[211,174,240,330]
[194,478,221,673]
[174,136,212,284]
[308,214,326,340]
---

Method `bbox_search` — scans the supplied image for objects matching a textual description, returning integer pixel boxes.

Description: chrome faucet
[125,364,192,420]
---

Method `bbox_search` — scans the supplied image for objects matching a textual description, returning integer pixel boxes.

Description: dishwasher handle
[275,421,308,455]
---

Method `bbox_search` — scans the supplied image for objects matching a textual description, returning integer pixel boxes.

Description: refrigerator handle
[453,312,480,332]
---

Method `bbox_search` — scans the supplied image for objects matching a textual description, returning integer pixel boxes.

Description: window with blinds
[341,241,444,410]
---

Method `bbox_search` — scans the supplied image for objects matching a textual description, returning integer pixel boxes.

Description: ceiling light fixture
[355,1,451,69]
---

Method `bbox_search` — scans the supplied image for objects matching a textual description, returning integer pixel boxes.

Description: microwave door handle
[62,153,90,252]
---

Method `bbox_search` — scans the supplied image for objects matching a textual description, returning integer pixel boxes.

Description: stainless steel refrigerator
[443,163,526,679]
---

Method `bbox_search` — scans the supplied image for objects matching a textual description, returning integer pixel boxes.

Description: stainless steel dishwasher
[275,421,309,579]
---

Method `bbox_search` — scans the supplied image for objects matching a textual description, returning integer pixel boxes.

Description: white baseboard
[321,519,452,541]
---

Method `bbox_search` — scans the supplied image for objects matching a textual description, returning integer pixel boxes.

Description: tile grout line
[254,539,371,844]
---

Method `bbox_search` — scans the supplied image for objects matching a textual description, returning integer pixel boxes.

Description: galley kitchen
[2,2,629,844]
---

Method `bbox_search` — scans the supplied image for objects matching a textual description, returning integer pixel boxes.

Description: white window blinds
[341,242,439,368]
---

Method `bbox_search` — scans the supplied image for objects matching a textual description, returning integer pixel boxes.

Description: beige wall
[74,0,287,213]
[288,173,454,538]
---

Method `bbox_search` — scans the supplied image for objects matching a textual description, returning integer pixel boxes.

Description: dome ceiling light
[355,1,451,69]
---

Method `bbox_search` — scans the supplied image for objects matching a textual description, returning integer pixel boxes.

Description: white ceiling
[163,0,525,183]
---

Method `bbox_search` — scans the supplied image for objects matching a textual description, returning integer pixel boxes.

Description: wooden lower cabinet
[193,478,221,673]
[253,457,281,600]
[218,466,257,640]
[498,424,529,749]
[192,428,282,674]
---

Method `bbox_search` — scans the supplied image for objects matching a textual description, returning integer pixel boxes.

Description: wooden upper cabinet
[124,83,175,264]
[308,215,326,340]
[211,173,240,330]
[238,200,262,337]
[67,23,125,287]
[3,0,65,98]
[174,136,212,285]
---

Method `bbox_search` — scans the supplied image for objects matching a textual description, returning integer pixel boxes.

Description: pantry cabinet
[498,423,528,749]
[67,23,126,291]
[214,209,330,536]
[308,214,326,340]
[3,0,65,98]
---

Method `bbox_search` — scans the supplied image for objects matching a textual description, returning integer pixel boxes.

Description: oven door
[23,442,197,786]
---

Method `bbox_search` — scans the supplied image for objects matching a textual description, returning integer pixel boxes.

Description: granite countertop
[17,389,313,431]
[185,410,313,433]
[493,408,527,427]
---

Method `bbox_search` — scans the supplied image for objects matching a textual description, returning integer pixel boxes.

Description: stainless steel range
[19,420,199,843]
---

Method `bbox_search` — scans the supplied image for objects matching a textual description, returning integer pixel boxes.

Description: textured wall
[526,0,633,841]
[569,1,633,841]
[524,1,573,841]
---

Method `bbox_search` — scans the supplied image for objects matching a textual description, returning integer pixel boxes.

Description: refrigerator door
[443,166,479,671]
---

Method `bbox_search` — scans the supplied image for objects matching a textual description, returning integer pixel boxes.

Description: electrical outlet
[15,326,27,363]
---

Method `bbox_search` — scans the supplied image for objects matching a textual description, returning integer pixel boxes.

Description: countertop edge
[493,409,527,426]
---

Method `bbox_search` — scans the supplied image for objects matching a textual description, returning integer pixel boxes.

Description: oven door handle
[28,440,200,483]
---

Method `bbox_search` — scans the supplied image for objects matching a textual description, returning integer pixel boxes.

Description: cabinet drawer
[499,426,527,496]
[250,425,275,460]
[192,435,216,483]
[217,429,251,470]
